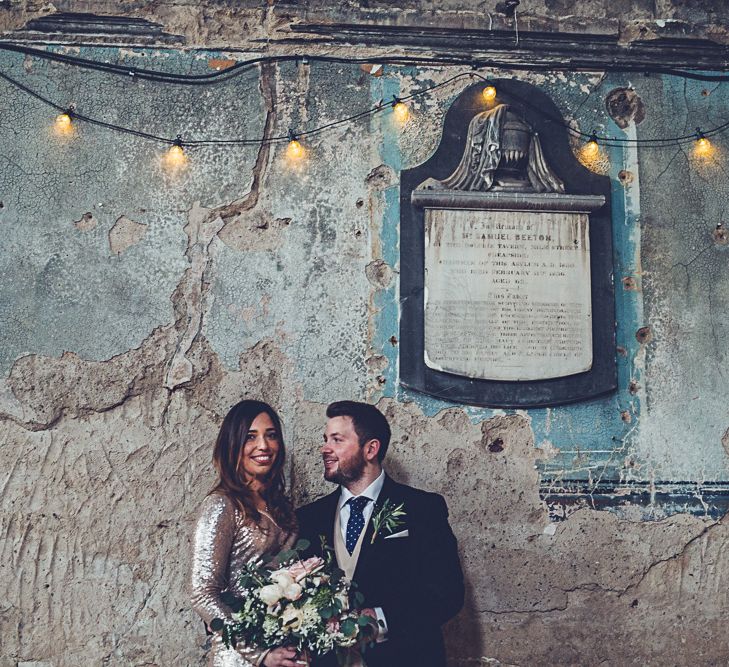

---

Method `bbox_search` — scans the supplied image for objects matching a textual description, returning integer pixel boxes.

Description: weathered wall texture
[4,0,729,47]
[1,3,729,666]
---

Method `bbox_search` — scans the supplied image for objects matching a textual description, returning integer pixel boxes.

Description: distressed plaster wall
[4,1,729,47]
[1,3,729,667]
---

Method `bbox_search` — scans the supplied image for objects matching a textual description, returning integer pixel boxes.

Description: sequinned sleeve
[191,494,237,625]
[191,494,270,666]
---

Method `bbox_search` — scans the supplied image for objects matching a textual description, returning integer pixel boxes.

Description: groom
[297,401,464,667]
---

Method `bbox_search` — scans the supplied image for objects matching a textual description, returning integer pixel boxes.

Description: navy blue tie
[346,496,371,555]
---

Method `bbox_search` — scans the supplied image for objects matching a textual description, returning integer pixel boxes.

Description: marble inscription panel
[424,208,592,381]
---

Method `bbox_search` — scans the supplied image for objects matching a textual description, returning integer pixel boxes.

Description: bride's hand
[262,647,305,667]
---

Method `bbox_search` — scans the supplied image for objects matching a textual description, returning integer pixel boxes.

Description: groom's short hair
[326,401,391,461]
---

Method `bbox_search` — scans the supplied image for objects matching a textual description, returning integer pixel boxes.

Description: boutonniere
[370,498,406,544]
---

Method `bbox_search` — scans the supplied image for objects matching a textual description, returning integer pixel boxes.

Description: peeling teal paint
[372,73,406,398]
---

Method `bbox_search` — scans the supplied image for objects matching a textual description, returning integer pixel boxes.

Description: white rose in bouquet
[270,570,296,588]
[259,583,284,606]
[282,582,303,601]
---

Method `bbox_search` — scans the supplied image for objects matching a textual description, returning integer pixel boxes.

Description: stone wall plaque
[423,208,593,381]
[399,80,616,407]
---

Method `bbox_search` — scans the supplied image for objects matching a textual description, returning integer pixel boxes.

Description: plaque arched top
[402,79,610,201]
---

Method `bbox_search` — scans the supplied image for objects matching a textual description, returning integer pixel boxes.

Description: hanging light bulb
[577,131,608,173]
[286,130,305,160]
[583,132,599,158]
[164,134,188,169]
[54,108,74,135]
[694,128,713,158]
[391,96,410,123]
[482,85,497,103]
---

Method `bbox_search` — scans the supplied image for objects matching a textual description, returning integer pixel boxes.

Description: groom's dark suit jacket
[296,475,465,667]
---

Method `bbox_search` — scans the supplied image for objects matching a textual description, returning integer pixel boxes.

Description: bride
[191,400,305,667]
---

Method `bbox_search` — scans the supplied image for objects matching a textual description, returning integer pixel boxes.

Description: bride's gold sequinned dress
[191,494,297,667]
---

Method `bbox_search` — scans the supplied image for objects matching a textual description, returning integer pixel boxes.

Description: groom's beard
[323,449,367,486]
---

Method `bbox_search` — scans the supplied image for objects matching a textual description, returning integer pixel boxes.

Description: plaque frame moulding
[399,80,616,408]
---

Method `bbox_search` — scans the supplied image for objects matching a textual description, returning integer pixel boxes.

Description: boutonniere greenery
[370,498,406,544]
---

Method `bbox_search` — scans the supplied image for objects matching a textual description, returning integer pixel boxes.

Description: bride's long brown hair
[210,400,295,530]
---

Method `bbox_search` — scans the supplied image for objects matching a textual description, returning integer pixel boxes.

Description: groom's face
[321,416,366,485]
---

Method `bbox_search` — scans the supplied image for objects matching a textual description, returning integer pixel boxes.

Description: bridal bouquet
[211,539,375,663]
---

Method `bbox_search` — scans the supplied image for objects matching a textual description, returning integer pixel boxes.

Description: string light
[577,131,609,174]
[482,85,497,103]
[286,130,305,160]
[694,128,713,158]
[0,54,725,163]
[54,107,74,135]
[583,132,600,158]
[0,63,726,152]
[391,96,410,123]
[164,134,188,169]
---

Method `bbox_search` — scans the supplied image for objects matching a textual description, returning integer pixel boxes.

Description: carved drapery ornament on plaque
[399,82,616,407]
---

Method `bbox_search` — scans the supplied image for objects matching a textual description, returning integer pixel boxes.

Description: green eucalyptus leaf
[295,538,311,552]
[341,618,357,637]
[209,617,225,632]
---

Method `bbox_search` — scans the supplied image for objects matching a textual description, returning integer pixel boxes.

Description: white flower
[282,582,303,601]
[270,570,296,589]
[259,583,284,606]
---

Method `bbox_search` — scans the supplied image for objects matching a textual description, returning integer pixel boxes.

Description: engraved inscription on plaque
[424,208,592,381]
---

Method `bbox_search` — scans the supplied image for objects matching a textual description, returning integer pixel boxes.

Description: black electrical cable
[2,42,729,84]
[0,70,180,144]
[0,68,492,147]
[0,52,726,150]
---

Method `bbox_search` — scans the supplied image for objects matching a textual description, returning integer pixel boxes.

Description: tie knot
[348,496,370,512]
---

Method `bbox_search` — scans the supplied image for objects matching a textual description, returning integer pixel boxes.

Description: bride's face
[239,412,280,482]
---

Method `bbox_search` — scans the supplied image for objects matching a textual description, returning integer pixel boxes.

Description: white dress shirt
[337,469,388,640]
